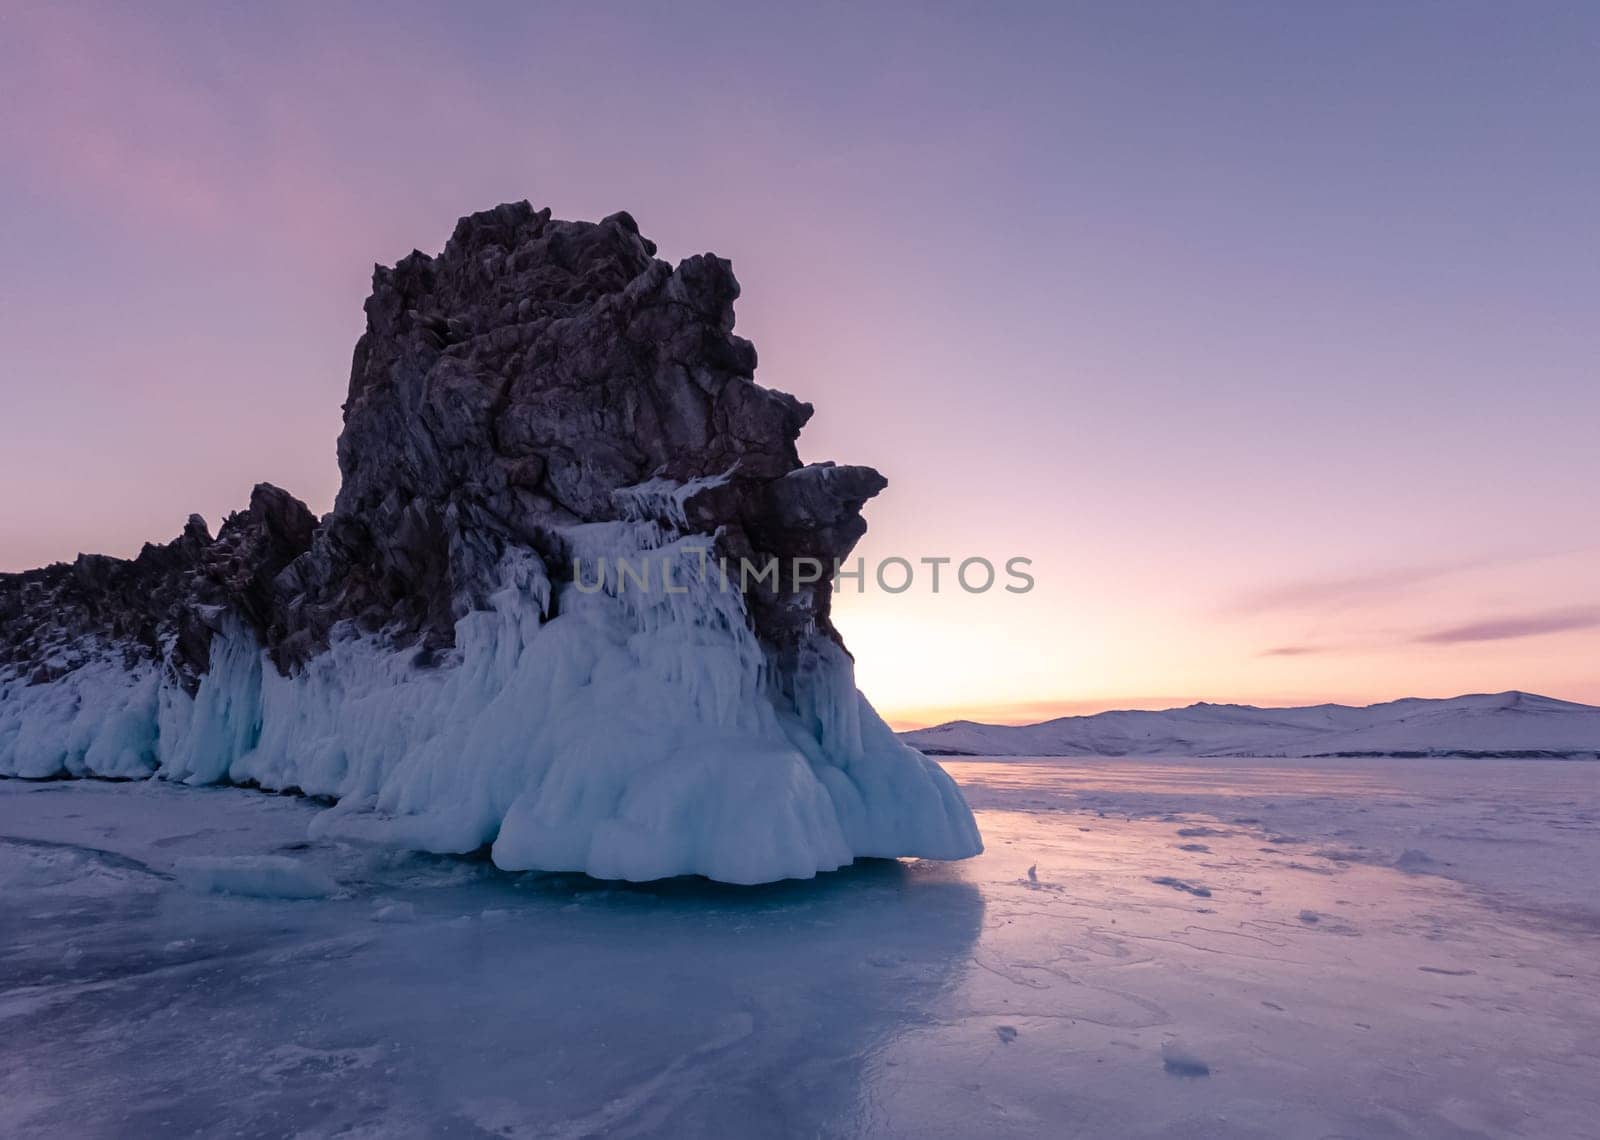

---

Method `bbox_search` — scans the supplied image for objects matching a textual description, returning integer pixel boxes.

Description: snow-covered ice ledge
[0,521,981,885]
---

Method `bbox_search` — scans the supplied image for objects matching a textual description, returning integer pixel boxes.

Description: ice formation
[0,202,981,883]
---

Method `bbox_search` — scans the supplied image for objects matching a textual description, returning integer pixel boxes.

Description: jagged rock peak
[3,203,890,682]
[288,200,884,666]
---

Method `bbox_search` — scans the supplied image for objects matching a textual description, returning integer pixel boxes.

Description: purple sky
[3,2,1597,724]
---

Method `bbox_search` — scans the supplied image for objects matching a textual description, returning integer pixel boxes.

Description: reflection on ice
[1,781,983,1138]
[4,755,1599,1137]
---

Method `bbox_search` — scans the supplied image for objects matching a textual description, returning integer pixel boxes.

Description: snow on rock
[902,691,1600,759]
[0,202,981,883]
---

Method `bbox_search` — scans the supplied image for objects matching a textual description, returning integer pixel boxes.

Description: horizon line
[881,686,1600,733]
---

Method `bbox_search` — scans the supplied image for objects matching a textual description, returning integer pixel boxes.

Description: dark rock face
[1,487,317,695]
[2,203,886,688]
[171,485,318,689]
[1,517,212,686]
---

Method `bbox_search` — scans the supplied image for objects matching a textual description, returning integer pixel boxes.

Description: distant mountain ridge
[900,691,1600,759]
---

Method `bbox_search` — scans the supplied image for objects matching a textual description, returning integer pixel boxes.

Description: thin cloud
[1415,606,1600,646]
[1220,548,1595,617]
[1259,645,1323,657]
[1224,562,1474,615]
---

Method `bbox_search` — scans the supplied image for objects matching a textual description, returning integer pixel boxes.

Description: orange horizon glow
[834,543,1600,732]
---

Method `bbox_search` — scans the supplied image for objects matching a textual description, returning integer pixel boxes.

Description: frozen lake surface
[3,756,1597,1138]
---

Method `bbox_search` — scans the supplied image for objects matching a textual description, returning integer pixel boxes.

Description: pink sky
[3,3,1597,727]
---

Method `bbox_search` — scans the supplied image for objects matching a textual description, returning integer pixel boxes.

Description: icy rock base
[0,524,980,884]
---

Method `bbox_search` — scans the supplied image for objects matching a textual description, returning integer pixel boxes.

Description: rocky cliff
[0,202,981,883]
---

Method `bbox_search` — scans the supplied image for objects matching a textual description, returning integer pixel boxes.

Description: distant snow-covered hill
[900,691,1600,758]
